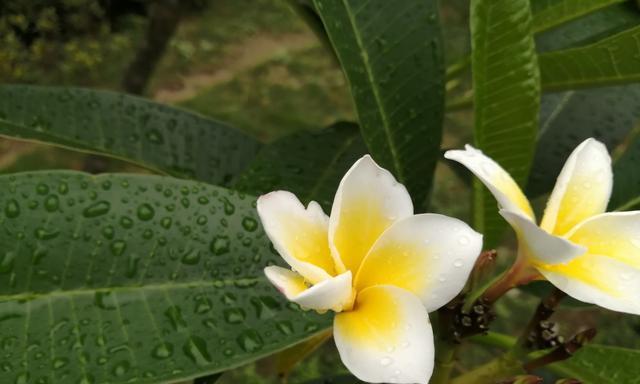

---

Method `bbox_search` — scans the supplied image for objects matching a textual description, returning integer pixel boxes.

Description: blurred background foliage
[0,1,638,383]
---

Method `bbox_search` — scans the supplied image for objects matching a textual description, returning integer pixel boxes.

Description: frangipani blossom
[257,155,483,384]
[445,138,640,315]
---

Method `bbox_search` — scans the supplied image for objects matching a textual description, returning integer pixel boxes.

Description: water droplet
[380,356,393,366]
[453,258,464,268]
[221,197,235,215]
[52,358,68,369]
[276,321,294,335]
[35,227,60,240]
[183,336,211,365]
[112,361,130,377]
[211,236,230,255]
[110,240,127,256]
[0,252,16,273]
[250,296,281,319]
[458,236,469,245]
[5,200,20,218]
[181,249,201,265]
[223,308,246,324]
[194,296,212,314]
[165,306,187,331]
[102,225,115,240]
[36,183,49,195]
[160,217,172,229]
[236,330,264,352]
[76,373,96,384]
[151,342,173,360]
[44,195,59,212]
[83,201,111,218]
[242,217,258,232]
[137,203,155,221]
[125,254,140,278]
[15,373,29,384]
[94,291,117,310]
[119,216,134,229]
[145,129,164,144]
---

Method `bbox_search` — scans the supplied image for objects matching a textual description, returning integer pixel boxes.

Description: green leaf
[609,134,640,211]
[529,4,640,197]
[0,85,261,185]
[471,0,540,246]
[311,0,445,210]
[233,122,367,211]
[535,2,640,52]
[539,26,640,91]
[0,171,330,383]
[550,345,640,383]
[531,0,626,34]
[527,85,640,197]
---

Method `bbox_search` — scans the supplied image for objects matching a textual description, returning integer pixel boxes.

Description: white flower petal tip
[334,286,434,384]
[264,266,308,300]
[257,190,334,284]
[444,145,534,220]
[540,137,613,235]
[355,214,483,312]
[329,154,414,275]
[292,271,355,313]
[499,210,587,265]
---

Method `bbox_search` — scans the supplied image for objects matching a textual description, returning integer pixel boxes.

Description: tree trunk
[121,0,182,95]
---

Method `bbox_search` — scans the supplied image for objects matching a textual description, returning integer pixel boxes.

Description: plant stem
[430,339,459,384]
[451,354,523,384]
[510,287,566,357]
[481,250,540,304]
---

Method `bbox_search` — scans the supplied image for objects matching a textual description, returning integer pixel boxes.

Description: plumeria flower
[445,138,640,315]
[257,155,482,384]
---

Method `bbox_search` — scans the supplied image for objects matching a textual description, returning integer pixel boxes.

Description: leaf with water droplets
[0,171,330,383]
[311,0,445,210]
[0,85,261,186]
[234,122,366,210]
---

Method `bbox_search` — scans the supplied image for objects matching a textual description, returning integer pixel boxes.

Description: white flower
[258,155,483,384]
[446,138,640,315]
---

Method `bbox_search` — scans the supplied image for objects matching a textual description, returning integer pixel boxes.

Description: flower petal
[500,210,586,264]
[329,155,413,275]
[334,285,434,384]
[566,211,640,268]
[538,254,640,315]
[540,138,612,236]
[264,266,308,300]
[257,191,334,284]
[355,214,482,312]
[292,271,354,312]
[444,145,535,220]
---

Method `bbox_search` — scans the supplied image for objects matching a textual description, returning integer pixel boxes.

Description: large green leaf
[311,0,445,210]
[0,85,261,185]
[535,2,640,52]
[0,172,330,384]
[528,3,640,197]
[527,85,640,196]
[539,26,640,91]
[550,345,640,383]
[233,122,366,211]
[609,135,640,211]
[471,0,540,246]
[531,0,626,34]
